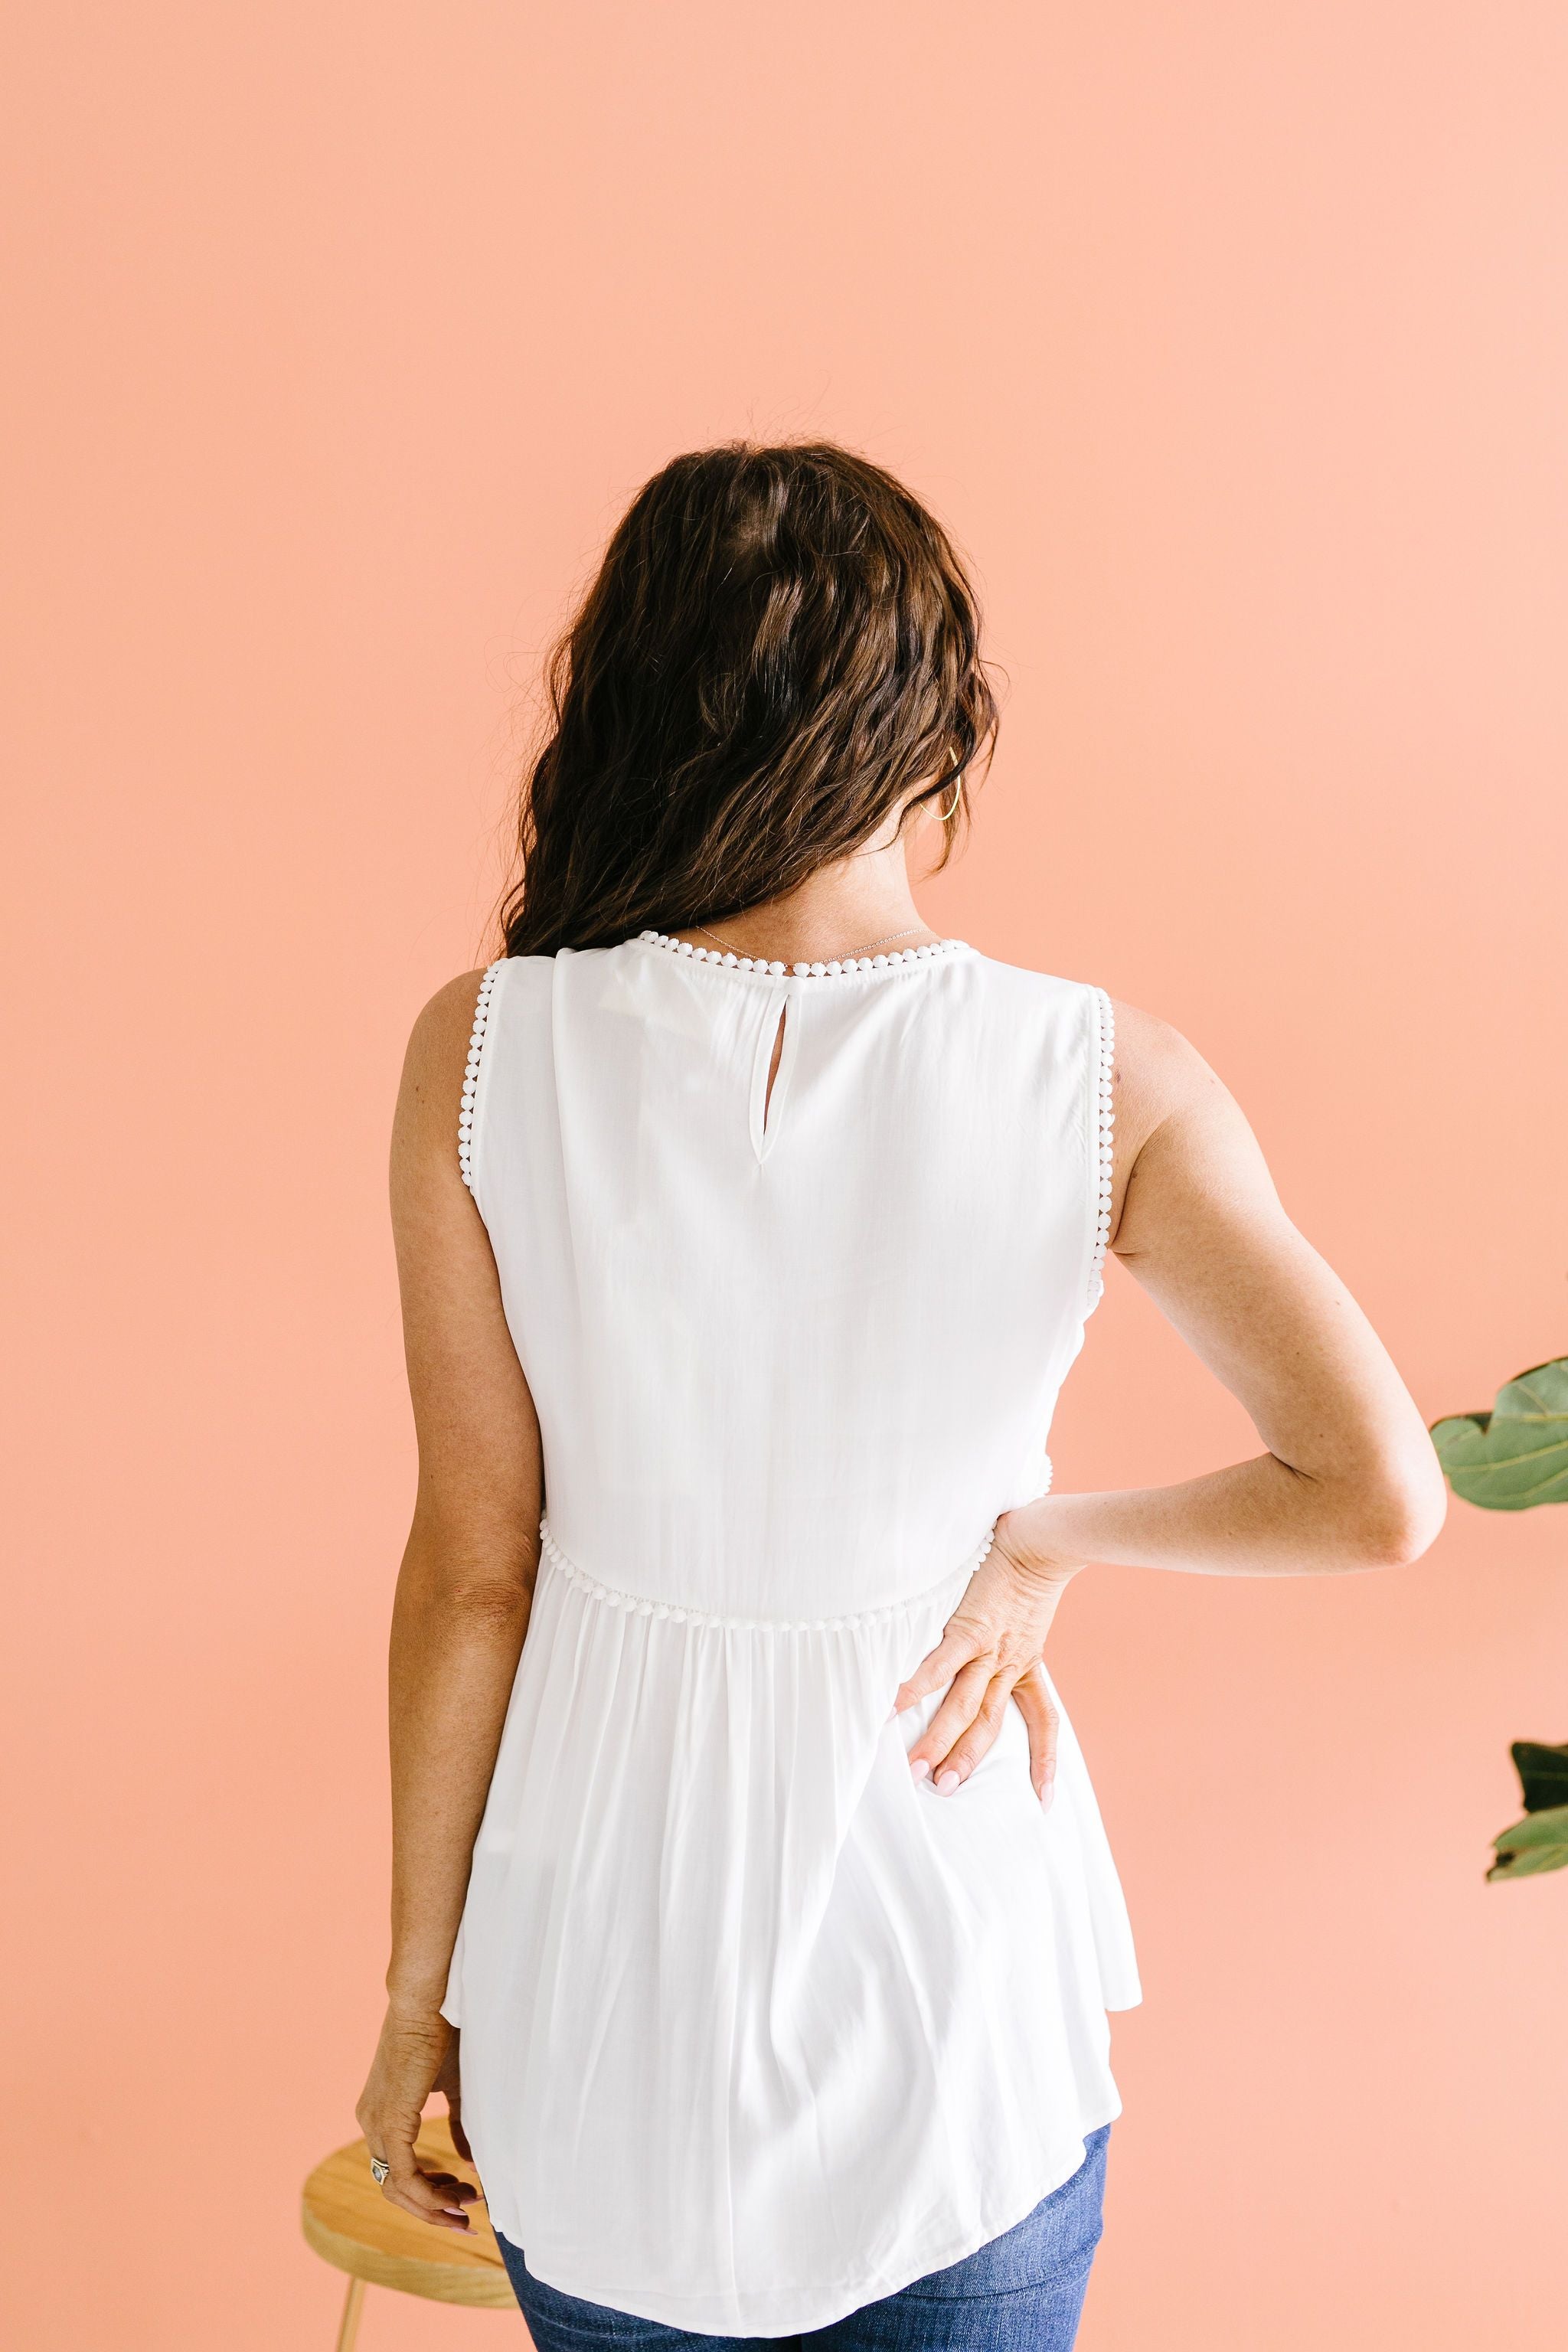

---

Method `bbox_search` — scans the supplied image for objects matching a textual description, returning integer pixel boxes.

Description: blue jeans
[495,2128,1109,2352]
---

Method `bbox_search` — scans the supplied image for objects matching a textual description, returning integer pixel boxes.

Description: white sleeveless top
[442,933,1139,2334]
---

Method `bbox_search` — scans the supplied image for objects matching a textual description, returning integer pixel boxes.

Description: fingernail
[936,1769,961,1796]
[1040,1781,1055,1811]
[887,1704,899,1720]
[910,1759,931,1782]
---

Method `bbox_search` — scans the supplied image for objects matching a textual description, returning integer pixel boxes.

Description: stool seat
[302,2115,515,2311]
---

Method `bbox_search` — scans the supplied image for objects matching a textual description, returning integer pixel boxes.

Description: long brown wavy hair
[498,441,998,956]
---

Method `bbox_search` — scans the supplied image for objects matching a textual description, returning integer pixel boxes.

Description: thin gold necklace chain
[694,920,928,962]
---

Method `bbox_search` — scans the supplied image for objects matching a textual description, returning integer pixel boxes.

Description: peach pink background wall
[4,5,1566,2347]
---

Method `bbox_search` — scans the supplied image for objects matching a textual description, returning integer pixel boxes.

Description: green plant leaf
[1430,1356,1568,1509]
[1512,1740,1568,1813]
[1488,1804,1568,1880]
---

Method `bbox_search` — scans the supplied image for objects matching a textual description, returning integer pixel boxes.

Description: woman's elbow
[1345,1451,1448,1570]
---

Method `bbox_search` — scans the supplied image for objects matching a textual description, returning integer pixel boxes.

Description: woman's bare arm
[1016,1001,1448,1578]
[897,1001,1446,1791]
[356,969,543,2232]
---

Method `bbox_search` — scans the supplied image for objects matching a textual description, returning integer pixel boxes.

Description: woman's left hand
[355,2004,479,2232]
[893,1508,1082,1805]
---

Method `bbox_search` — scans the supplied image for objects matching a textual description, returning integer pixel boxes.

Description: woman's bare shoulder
[1109,998,1225,1138]
[394,969,493,1171]
[1105,998,1262,1246]
[409,968,492,1057]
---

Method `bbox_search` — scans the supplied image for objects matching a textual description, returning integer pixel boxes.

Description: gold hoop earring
[936,773,964,825]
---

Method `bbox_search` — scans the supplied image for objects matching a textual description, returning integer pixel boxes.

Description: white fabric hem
[499,2105,1122,2337]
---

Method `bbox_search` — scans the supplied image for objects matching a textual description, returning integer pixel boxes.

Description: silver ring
[369,2155,390,2185]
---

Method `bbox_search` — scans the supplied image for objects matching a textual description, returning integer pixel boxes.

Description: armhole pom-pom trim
[1089,986,1114,1310]
[458,961,504,1194]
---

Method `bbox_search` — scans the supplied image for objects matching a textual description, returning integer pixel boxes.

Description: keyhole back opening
[748,996,796,1163]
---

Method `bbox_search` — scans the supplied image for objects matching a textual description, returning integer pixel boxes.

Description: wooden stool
[302,2115,518,2347]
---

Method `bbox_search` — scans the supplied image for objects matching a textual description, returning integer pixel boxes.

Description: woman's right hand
[354,2003,479,2232]
[892,1505,1083,1804]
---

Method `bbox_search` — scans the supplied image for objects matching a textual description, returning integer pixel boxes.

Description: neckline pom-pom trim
[633,931,969,980]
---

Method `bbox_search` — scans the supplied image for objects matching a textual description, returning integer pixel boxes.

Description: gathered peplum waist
[535,1516,994,1635]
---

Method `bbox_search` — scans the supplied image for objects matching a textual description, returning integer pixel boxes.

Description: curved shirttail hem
[508,2105,1122,2337]
[536,1517,993,1632]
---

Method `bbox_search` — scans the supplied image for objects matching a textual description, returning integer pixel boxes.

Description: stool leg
[334,2276,366,2352]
